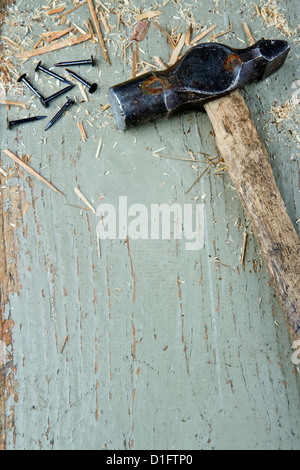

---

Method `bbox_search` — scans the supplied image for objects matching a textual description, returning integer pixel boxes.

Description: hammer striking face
[108,39,290,131]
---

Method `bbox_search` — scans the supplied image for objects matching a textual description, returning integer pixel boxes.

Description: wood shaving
[152,23,175,49]
[0,36,20,48]
[87,0,110,65]
[241,232,248,267]
[16,33,92,59]
[99,10,110,34]
[56,0,87,21]
[74,187,96,213]
[78,82,88,102]
[46,6,65,16]
[185,166,209,194]
[78,121,87,141]
[169,32,186,65]
[0,99,26,108]
[190,24,217,45]
[46,27,75,43]
[260,1,297,36]
[270,99,299,122]
[86,18,95,41]
[153,56,167,70]
[243,22,255,45]
[210,22,233,41]
[95,137,103,159]
[3,149,64,196]
[268,99,300,149]
[135,11,162,22]
[185,24,192,46]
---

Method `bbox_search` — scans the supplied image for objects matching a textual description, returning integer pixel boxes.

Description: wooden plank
[1,0,300,451]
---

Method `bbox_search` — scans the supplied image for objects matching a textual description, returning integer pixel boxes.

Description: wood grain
[1,0,300,451]
[205,90,300,341]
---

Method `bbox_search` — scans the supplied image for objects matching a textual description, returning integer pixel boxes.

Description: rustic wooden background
[0,0,299,450]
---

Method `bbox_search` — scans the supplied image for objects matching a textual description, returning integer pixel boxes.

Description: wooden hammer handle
[205,90,300,342]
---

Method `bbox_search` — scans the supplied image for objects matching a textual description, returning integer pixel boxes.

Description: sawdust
[260,0,297,37]
[267,98,300,153]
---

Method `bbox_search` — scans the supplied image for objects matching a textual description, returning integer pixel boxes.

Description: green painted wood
[0,0,299,450]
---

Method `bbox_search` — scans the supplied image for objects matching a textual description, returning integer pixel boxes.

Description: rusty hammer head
[108,39,290,131]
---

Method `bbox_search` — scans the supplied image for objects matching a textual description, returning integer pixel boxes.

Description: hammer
[108,39,300,345]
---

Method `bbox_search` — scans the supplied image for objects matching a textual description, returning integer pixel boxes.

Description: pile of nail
[9,56,96,132]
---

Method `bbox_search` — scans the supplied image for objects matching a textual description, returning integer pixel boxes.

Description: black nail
[54,55,95,67]
[65,69,97,94]
[35,61,71,84]
[45,98,75,131]
[41,84,75,107]
[17,73,47,106]
[7,115,47,129]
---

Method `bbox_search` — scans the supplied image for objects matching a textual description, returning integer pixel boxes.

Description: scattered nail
[45,98,75,131]
[65,69,97,94]
[17,73,47,107]
[35,61,71,84]
[54,55,95,67]
[42,84,75,107]
[7,116,47,129]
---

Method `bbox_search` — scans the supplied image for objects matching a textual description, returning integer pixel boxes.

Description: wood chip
[101,103,110,112]
[56,0,87,21]
[78,82,89,101]
[243,22,255,45]
[153,56,167,70]
[185,166,209,194]
[33,38,44,49]
[60,335,68,354]
[47,27,75,43]
[16,33,92,59]
[95,137,103,159]
[78,121,87,141]
[190,24,217,45]
[153,153,205,162]
[0,99,26,108]
[255,4,261,16]
[185,24,192,46]
[210,21,233,40]
[46,6,65,16]
[0,167,8,177]
[72,23,88,35]
[131,20,150,42]
[87,0,110,65]
[100,10,110,34]
[0,36,21,48]
[3,149,64,196]
[74,187,96,213]
[117,8,121,32]
[169,32,186,65]
[241,232,248,267]
[135,11,162,21]
[132,40,139,77]
[86,18,95,41]
[152,22,175,49]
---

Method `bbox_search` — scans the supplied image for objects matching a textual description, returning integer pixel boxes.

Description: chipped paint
[0,162,31,449]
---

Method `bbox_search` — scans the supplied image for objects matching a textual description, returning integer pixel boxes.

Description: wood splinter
[86,0,110,65]
[3,149,64,196]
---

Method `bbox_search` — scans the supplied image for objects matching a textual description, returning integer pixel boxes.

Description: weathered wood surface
[0,0,299,450]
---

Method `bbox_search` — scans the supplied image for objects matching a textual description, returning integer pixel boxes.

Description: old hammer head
[108,39,290,131]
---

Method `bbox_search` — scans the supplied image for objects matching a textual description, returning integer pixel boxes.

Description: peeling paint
[0,162,31,449]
